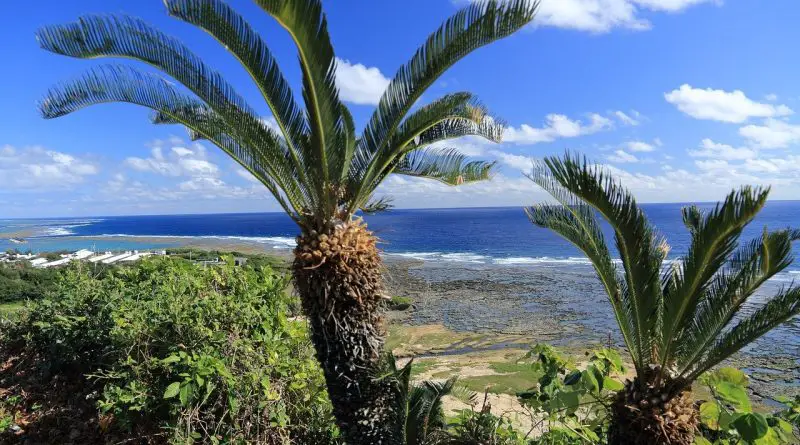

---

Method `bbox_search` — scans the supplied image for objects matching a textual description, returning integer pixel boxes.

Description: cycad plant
[526,153,800,445]
[388,358,475,445]
[36,0,538,442]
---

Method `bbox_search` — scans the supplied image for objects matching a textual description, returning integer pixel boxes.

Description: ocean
[2,202,800,359]
[2,201,800,271]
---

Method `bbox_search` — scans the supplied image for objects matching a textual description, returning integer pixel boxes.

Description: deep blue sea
[2,201,800,272]
[3,203,800,358]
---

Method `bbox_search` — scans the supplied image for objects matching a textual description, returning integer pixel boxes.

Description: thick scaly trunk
[609,372,699,445]
[293,219,403,445]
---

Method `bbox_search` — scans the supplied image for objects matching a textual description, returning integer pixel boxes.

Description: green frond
[536,153,664,373]
[526,163,638,367]
[254,0,347,211]
[676,228,796,376]
[39,64,303,220]
[406,377,459,445]
[391,93,504,150]
[360,196,394,215]
[392,147,496,186]
[659,187,769,370]
[164,0,310,183]
[36,14,315,211]
[350,0,538,212]
[688,285,800,381]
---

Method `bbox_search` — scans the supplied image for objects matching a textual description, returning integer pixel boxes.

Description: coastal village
[0,249,168,267]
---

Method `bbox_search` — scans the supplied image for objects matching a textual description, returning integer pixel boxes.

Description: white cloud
[615,110,640,126]
[125,142,220,177]
[739,119,800,149]
[688,138,756,160]
[765,93,779,102]
[335,58,390,105]
[665,84,793,123]
[489,150,534,171]
[743,158,780,173]
[0,145,98,189]
[626,141,655,152]
[607,150,639,163]
[523,0,717,33]
[694,159,730,171]
[504,113,613,144]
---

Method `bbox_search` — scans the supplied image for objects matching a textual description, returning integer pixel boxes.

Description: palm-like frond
[406,377,462,445]
[164,0,310,180]
[675,228,798,376]
[394,147,496,186]
[349,0,538,212]
[659,187,769,370]
[36,14,314,214]
[39,64,302,220]
[528,152,800,391]
[531,154,663,374]
[254,0,346,209]
[38,0,533,229]
[688,285,800,381]
[525,201,637,366]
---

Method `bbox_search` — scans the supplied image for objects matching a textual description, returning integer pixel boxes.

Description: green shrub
[697,368,797,444]
[0,262,60,303]
[1,257,339,444]
[388,295,413,311]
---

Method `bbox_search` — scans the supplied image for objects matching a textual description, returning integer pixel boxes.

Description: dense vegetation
[0,257,338,444]
[0,262,59,303]
[1,255,799,444]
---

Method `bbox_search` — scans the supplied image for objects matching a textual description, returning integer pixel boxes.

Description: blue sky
[1,0,799,217]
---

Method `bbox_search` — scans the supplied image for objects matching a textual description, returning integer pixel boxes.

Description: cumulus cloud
[626,141,656,152]
[607,149,639,163]
[489,150,534,171]
[0,145,99,189]
[516,0,718,33]
[335,58,390,105]
[665,84,793,123]
[615,110,641,126]
[125,143,219,177]
[688,138,756,160]
[739,119,800,149]
[504,113,613,144]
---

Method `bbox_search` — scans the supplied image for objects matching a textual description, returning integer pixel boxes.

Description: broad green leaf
[163,382,181,399]
[732,413,770,441]
[179,382,194,406]
[581,369,599,393]
[700,401,721,430]
[694,436,713,445]
[603,377,624,391]
[161,355,181,364]
[753,427,780,445]
[553,390,581,415]
[716,381,752,413]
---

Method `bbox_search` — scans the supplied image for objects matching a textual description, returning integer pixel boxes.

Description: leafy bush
[0,262,60,303]
[1,257,339,444]
[697,368,797,444]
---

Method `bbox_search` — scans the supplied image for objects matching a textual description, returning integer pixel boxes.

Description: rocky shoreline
[382,257,800,406]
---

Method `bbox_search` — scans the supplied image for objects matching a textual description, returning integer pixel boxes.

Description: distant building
[234,257,248,267]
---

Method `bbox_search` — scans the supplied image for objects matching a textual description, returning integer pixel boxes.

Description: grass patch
[460,373,537,395]
[458,361,541,395]
[409,359,439,378]
[0,301,24,316]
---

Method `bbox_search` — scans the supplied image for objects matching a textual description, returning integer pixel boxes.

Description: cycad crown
[37,0,540,229]
[527,153,800,389]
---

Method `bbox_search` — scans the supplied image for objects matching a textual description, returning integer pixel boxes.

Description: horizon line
[3,199,800,220]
